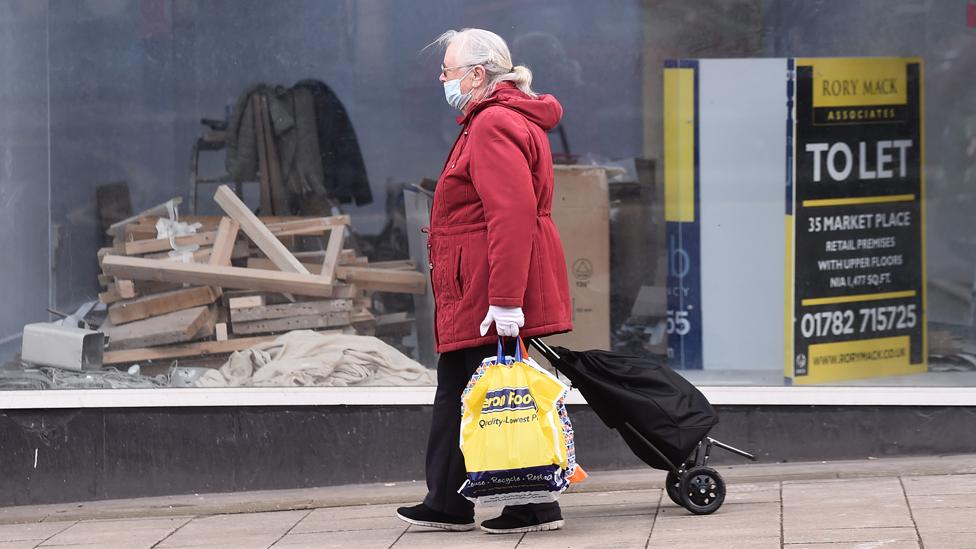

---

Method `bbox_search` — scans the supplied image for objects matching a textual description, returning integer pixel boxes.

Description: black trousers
[422,342,562,522]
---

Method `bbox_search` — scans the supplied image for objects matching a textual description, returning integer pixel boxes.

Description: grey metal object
[170,367,211,387]
[21,323,104,371]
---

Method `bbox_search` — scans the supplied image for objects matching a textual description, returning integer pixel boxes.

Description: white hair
[430,28,537,98]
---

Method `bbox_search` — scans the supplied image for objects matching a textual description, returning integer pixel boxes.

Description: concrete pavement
[1,454,974,549]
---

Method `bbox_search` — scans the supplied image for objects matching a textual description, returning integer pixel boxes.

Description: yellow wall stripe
[784,215,794,379]
[802,194,915,208]
[802,290,916,307]
[663,68,695,222]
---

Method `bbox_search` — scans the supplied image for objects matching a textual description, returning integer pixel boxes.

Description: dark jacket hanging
[295,79,373,206]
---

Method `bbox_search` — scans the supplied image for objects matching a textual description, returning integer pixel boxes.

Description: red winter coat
[426,82,573,353]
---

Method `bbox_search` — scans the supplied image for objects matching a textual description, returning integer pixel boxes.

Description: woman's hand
[479,306,525,337]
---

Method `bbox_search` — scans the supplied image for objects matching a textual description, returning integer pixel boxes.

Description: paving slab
[649,536,781,549]
[273,527,406,549]
[901,473,976,496]
[0,542,42,549]
[784,478,913,531]
[518,514,655,549]
[557,489,659,508]
[0,522,74,543]
[648,502,780,543]
[904,493,976,509]
[724,481,782,504]
[911,507,976,534]
[393,527,521,548]
[291,512,405,534]
[784,526,919,544]
[39,517,189,548]
[915,532,976,549]
[156,510,307,548]
[783,542,920,549]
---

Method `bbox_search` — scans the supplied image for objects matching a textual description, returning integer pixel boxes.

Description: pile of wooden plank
[96,185,425,366]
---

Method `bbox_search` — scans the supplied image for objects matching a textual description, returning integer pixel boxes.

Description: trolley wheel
[678,466,726,515]
[665,471,684,506]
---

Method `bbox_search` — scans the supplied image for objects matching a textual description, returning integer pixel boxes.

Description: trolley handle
[526,338,561,361]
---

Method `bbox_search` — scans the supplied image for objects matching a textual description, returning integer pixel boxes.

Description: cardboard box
[546,165,612,352]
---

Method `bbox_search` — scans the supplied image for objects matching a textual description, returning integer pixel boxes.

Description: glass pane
[1,1,973,391]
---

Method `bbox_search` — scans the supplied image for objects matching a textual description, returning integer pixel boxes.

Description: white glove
[479,305,525,337]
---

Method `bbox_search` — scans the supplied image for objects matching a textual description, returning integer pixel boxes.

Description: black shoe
[480,512,564,534]
[396,503,475,531]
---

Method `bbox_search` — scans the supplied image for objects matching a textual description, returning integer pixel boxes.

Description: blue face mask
[443,67,475,111]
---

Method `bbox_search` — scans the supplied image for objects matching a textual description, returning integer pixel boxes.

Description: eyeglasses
[440,63,473,78]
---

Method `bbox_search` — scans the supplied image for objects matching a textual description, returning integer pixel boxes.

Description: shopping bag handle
[496,336,527,364]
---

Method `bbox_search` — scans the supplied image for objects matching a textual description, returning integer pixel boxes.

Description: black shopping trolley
[528,338,756,515]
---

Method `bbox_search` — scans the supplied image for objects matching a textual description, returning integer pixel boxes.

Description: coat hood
[458,82,563,131]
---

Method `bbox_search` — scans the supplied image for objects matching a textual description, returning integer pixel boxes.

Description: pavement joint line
[267,508,314,549]
[36,520,78,547]
[513,530,526,548]
[898,475,925,549]
[149,515,195,549]
[779,480,785,549]
[387,523,409,548]
[643,485,663,549]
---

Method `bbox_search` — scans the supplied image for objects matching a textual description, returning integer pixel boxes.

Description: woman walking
[396,28,574,534]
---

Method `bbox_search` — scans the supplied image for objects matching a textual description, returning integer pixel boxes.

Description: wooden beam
[229,295,267,309]
[131,280,184,295]
[108,286,220,325]
[99,287,126,305]
[338,267,426,294]
[135,215,304,232]
[114,280,137,299]
[123,223,158,241]
[294,248,357,263]
[215,323,229,341]
[106,197,182,238]
[232,311,351,336]
[246,257,426,294]
[97,247,114,266]
[125,217,349,256]
[208,217,240,267]
[102,255,335,297]
[214,185,309,275]
[102,305,214,350]
[145,248,213,262]
[230,298,353,323]
[125,232,216,255]
[367,259,417,270]
[102,334,278,365]
[320,225,345,283]
[264,216,350,235]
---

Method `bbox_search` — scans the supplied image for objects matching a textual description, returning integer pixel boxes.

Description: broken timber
[245,257,425,294]
[102,305,215,350]
[122,216,349,256]
[231,311,352,335]
[230,299,353,323]
[102,255,335,297]
[102,334,279,365]
[108,286,220,325]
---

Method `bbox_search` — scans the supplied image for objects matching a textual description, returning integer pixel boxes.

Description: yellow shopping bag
[458,338,570,506]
